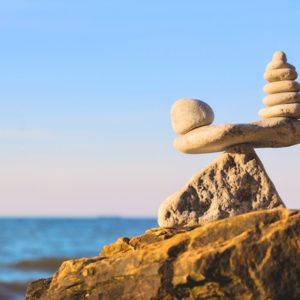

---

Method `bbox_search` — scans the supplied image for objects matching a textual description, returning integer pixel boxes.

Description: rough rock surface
[26,208,300,300]
[158,145,284,228]
[174,117,300,154]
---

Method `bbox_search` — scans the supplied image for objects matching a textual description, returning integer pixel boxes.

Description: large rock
[26,208,300,300]
[173,117,300,154]
[158,145,284,228]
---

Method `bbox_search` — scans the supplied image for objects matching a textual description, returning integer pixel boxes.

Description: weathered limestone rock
[259,103,300,119]
[263,92,300,106]
[171,98,214,135]
[173,117,300,154]
[158,145,284,228]
[26,208,300,300]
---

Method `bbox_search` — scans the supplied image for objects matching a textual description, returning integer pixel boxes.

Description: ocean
[0,217,157,300]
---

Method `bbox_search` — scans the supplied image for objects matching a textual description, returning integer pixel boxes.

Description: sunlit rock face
[26,209,300,300]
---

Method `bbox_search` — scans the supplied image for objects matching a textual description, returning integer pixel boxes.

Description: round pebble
[263,92,300,106]
[272,51,287,62]
[259,103,300,119]
[171,98,214,135]
[263,80,300,94]
[264,68,298,82]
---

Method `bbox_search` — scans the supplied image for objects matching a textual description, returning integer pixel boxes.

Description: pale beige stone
[266,61,295,71]
[158,145,285,228]
[173,118,300,154]
[263,80,300,94]
[259,103,300,119]
[264,68,297,82]
[272,51,287,62]
[263,92,300,106]
[171,98,214,135]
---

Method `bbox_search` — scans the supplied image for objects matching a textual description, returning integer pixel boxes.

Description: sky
[0,0,299,216]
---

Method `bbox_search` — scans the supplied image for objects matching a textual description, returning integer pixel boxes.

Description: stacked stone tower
[259,51,300,119]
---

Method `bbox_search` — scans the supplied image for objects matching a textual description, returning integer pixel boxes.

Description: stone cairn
[259,51,300,119]
[158,51,300,228]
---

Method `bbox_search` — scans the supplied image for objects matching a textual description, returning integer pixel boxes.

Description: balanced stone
[173,117,300,154]
[263,80,300,94]
[272,50,287,62]
[158,145,285,228]
[263,92,300,106]
[259,103,300,119]
[266,61,295,71]
[264,68,298,82]
[171,98,214,135]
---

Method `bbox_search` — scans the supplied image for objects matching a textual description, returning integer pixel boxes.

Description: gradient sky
[0,0,299,216]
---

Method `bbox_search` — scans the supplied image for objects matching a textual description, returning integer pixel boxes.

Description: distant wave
[7,256,72,272]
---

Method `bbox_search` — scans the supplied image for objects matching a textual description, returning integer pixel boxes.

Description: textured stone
[263,80,300,94]
[264,68,297,82]
[171,98,214,135]
[259,103,300,119]
[26,208,300,300]
[173,117,300,154]
[263,92,300,106]
[158,145,284,228]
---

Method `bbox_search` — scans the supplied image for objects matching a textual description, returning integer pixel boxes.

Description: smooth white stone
[171,98,214,135]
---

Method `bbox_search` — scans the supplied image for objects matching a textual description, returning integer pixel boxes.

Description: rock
[266,60,295,70]
[259,103,300,119]
[158,145,284,228]
[173,117,300,154]
[171,98,214,135]
[25,208,300,300]
[272,50,287,62]
[263,80,300,94]
[263,92,300,106]
[264,68,298,82]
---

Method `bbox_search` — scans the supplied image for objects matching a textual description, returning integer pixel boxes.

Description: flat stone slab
[174,117,300,154]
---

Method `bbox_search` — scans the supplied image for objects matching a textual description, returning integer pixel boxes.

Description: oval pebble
[266,61,295,71]
[263,92,300,106]
[272,51,287,62]
[171,98,214,135]
[263,81,300,94]
[259,103,300,119]
[264,68,298,82]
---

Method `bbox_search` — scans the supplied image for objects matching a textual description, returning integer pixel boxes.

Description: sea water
[0,217,156,300]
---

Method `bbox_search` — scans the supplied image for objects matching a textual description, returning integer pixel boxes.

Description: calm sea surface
[0,217,157,300]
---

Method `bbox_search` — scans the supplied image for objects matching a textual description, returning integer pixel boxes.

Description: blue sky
[0,1,299,216]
